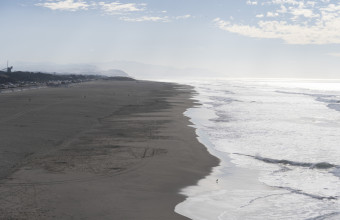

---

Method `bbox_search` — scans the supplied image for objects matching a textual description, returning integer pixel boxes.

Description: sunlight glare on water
[176,79,340,220]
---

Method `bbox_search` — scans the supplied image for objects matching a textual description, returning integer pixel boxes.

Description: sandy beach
[0,80,218,219]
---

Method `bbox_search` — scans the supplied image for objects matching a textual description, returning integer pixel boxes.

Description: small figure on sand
[216,179,219,183]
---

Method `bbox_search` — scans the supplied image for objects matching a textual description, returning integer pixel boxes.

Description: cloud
[175,14,192,20]
[35,0,177,22]
[246,0,258,5]
[98,2,146,14]
[120,16,170,22]
[119,14,193,22]
[37,0,145,13]
[213,1,340,45]
[267,12,279,17]
[269,0,300,6]
[35,1,193,23]
[290,8,319,19]
[36,0,89,11]
[328,53,340,57]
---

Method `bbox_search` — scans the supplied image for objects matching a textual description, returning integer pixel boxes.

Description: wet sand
[0,80,218,219]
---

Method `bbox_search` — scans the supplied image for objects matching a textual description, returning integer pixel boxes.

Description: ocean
[175,79,340,220]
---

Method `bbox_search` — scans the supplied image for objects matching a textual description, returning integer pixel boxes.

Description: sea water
[175,79,340,220]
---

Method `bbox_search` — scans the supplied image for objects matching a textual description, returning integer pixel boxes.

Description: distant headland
[0,70,135,91]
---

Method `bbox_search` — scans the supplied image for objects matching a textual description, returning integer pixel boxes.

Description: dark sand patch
[0,80,218,219]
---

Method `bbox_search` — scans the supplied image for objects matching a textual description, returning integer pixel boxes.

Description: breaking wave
[234,153,337,169]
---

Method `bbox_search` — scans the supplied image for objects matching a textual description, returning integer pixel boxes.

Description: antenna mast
[1,61,13,73]
[6,61,13,73]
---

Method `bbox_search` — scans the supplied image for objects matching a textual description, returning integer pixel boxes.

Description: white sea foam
[176,79,340,220]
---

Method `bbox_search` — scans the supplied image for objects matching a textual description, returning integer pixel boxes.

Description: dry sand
[0,80,218,219]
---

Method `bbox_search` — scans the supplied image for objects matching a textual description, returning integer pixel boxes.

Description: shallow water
[176,80,340,220]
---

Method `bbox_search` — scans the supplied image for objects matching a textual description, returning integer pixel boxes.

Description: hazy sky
[1,0,340,78]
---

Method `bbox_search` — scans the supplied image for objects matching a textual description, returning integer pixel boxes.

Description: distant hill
[0,71,101,85]
[14,62,100,75]
[14,62,131,77]
[14,61,223,80]
[101,69,129,77]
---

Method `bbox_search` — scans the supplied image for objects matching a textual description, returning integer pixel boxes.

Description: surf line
[232,153,337,169]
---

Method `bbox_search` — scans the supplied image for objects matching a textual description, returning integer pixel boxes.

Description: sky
[1,0,340,79]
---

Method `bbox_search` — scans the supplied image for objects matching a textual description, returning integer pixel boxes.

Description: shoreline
[175,80,340,219]
[0,80,219,219]
[175,103,270,219]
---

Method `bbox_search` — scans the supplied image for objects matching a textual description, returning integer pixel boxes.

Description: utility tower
[1,61,13,73]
